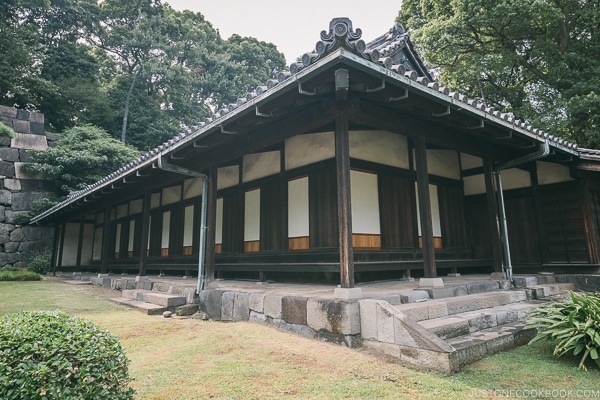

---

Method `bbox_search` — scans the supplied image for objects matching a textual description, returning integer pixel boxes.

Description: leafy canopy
[398,0,600,148]
[27,125,139,196]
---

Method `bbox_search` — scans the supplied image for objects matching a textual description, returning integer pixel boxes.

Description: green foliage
[11,198,58,225]
[27,125,139,196]
[0,121,16,138]
[27,249,52,275]
[528,292,600,370]
[0,269,41,281]
[398,0,600,148]
[0,310,135,399]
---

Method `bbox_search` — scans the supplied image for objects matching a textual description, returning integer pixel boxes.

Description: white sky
[164,0,404,65]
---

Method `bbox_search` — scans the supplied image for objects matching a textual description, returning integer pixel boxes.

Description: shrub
[0,121,16,138]
[0,269,41,281]
[528,292,600,370]
[27,249,52,275]
[0,310,135,399]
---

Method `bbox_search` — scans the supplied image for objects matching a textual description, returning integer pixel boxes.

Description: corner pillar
[415,137,437,278]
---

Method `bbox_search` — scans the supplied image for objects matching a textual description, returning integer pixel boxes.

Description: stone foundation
[0,106,56,268]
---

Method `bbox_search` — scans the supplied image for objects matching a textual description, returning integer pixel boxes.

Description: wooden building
[32,19,600,290]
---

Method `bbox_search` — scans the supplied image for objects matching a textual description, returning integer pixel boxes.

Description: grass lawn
[1,278,598,399]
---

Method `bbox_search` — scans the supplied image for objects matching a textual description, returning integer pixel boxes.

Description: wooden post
[204,166,218,284]
[483,156,504,272]
[138,191,151,276]
[75,216,85,269]
[335,116,355,288]
[57,223,66,271]
[51,224,61,276]
[100,209,111,274]
[414,137,437,278]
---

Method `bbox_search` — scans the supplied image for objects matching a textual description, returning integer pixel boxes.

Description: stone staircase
[360,279,575,373]
[109,289,188,315]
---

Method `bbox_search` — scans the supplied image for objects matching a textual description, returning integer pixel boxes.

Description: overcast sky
[165,0,404,65]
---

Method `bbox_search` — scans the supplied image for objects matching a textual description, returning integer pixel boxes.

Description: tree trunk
[121,70,139,143]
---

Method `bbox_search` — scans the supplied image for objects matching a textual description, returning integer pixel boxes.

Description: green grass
[1,278,599,399]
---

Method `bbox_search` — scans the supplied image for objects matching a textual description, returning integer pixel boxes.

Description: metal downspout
[156,156,209,294]
[493,140,550,282]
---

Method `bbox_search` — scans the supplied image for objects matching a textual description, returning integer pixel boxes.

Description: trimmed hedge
[0,310,135,399]
[0,269,41,281]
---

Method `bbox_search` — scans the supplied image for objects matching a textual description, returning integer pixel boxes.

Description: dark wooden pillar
[335,116,355,288]
[100,209,111,273]
[75,216,85,269]
[483,156,504,272]
[138,191,151,276]
[57,222,66,271]
[415,137,437,278]
[204,166,218,283]
[51,224,61,275]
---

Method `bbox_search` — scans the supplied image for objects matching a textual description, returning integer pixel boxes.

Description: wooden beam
[75,216,85,269]
[204,165,218,284]
[335,115,355,288]
[415,137,437,278]
[483,156,504,272]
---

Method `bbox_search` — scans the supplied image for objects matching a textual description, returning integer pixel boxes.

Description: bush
[0,269,41,281]
[528,292,600,370]
[0,310,135,399]
[27,249,52,275]
[0,121,16,138]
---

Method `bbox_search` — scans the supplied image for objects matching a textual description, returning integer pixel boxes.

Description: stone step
[137,291,186,307]
[446,321,537,370]
[109,297,167,315]
[418,302,539,340]
[525,283,575,300]
[122,289,151,300]
[393,290,528,322]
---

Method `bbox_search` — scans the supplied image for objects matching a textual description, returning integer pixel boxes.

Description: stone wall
[0,105,55,268]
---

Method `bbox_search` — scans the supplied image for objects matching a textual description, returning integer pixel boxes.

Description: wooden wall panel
[464,199,491,260]
[260,180,284,251]
[438,185,468,250]
[378,173,415,248]
[353,234,381,250]
[309,169,338,248]
[288,236,309,251]
[505,194,541,265]
[222,191,243,253]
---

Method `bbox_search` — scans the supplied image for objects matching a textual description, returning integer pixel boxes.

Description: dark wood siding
[378,173,415,248]
[538,184,590,264]
[309,168,337,248]
[505,194,541,265]
[222,191,243,253]
[464,198,491,259]
[438,185,468,250]
[260,179,284,251]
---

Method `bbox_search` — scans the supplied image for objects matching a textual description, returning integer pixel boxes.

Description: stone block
[376,302,396,343]
[0,106,17,119]
[400,290,430,304]
[453,285,468,296]
[306,298,360,335]
[0,148,20,162]
[263,294,282,319]
[362,339,401,359]
[135,280,153,290]
[11,133,47,150]
[16,240,51,253]
[0,252,19,265]
[375,294,402,305]
[422,317,470,339]
[273,319,315,339]
[427,302,448,319]
[0,190,10,206]
[199,289,223,320]
[249,310,268,323]
[446,297,482,315]
[491,272,506,280]
[171,286,197,304]
[233,292,250,322]
[4,241,19,252]
[29,111,44,124]
[221,291,235,321]
[16,109,30,121]
[419,277,444,287]
[333,287,363,300]
[176,304,199,316]
[11,192,49,211]
[12,120,30,134]
[3,179,20,191]
[0,161,14,178]
[281,296,308,325]
[9,227,23,242]
[513,276,538,288]
[466,282,487,294]
[249,292,266,312]
[400,345,453,373]
[358,299,378,340]
[424,286,456,299]
[18,150,32,162]
[30,122,45,135]
[496,310,518,325]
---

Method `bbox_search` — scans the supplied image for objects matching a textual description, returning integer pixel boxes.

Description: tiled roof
[30,17,599,224]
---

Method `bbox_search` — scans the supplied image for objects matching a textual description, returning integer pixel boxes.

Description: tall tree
[398,0,600,148]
